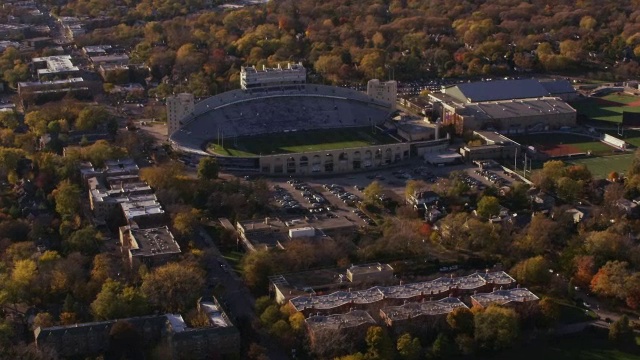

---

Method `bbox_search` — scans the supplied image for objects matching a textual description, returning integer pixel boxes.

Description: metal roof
[446,79,550,103]
[539,79,576,95]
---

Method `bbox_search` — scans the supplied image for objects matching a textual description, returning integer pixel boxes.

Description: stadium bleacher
[170,84,392,155]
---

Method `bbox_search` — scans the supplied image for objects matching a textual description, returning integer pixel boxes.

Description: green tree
[590,261,630,300]
[515,216,565,256]
[363,181,384,205]
[474,306,519,352]
[359,51,385,79]
[241,250,276,291]
[609,315,635,345]
[52,180,81,219]
[32,312,54,329]
[404,179,428,199]
[8,259,38,305]
[510,256,552,286]
[314,54,343,82]
[259,305,283,326]
[0,147,26,179]
[65,226,102,255]
[197,157,219,180]
[255,296,272,315]
[538,297,560,327]
[447,307,475,335]
[80,140,127,168]
[75,106,113,131]
[585,230,630,267]
[476,195,500,218]
[172,208,202,239]
[336,354,365,360]
[24,110,49,136]
[556,177,581,203]
[0,111,19,129]
[535,160,566,187]
[396,333,421,360]
[91,279,149,320]
[90,253,119,287]
[364,326,395,360]
[141,262,205,312]
[430,333,456,358]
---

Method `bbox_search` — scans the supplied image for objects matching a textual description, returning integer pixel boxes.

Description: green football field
[207,127,398,156]
[508,133,616,156]
[571,93,640,123]
[567,154,634,179]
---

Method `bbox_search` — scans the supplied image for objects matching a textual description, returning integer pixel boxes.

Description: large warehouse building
[429,79,577,134]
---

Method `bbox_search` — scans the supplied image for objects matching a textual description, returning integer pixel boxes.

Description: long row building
[277,267,539,344]
[289,270,517,315]
[81,158,180,267]
[34,297,240,360]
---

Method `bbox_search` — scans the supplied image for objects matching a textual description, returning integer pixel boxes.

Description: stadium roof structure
[443,79,550,103]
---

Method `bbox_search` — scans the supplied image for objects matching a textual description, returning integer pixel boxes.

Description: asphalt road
[198,228,290,360]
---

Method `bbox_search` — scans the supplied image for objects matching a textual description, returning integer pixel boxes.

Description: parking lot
[263,161,523,224]
[271,179,375,226]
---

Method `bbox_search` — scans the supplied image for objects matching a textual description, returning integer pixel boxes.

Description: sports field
[567,154,633,179]
[571,93,640,123]
[207,127,398,156]
[508,133,616,157]
[606,129,640,148]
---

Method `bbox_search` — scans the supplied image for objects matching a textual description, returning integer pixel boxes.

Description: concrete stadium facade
[257,142,412,175]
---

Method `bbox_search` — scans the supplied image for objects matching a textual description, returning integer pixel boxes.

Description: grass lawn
[221,250,244,274]
[553,298,599,324]
[567,154,634,179]
[208,127,398,156]
[603,93,640,105]
[571,98,640,123]
[493,328,640,360]
[508,133,616,156]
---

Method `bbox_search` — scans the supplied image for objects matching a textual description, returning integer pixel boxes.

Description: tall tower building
[367,79,398,110]
[166,93,194,137]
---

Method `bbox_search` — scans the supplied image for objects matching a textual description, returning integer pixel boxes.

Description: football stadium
[168,64,448,174]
